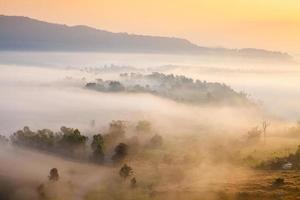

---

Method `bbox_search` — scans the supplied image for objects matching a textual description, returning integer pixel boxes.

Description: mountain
[0,15,292,60]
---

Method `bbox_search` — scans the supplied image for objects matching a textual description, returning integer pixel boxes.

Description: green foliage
[10,127,59,150]
[91,134,104,151]
[10,126,88,159]
[60,127,88,147]
[91,134,105,163]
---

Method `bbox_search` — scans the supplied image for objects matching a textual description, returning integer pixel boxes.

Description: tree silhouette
[112,143,128,163]
[119,164,133,179]
[49,168,59,181]
[91,134,105,163]
[150,134,163,147]
[60,127,88,148]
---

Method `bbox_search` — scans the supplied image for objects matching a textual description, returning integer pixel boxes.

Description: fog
[0,52,299,131]
[0,52,300,200]
[0,61,267,136]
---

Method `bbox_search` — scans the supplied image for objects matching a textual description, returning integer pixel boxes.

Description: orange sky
[1,0,300,54]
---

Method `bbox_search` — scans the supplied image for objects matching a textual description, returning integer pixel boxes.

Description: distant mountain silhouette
[0,15,292,60]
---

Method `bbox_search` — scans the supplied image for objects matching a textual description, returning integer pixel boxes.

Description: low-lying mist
[1,52,300,200]
[0,64,269,136]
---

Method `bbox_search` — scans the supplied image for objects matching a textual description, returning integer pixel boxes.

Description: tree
[10,127,59,151]
[112,143,128,163]
[49,168,59,181]
[108,81,125,92]
[119,164,133,179]
[91,134,104,151]
[60,127,88,148]
[149,134,163,147]
[10,126,35,147]
[91,134,105,163]
[34,129,56,150]
[59,127,88,158]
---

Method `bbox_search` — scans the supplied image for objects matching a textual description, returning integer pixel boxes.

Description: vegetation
[49,168,59,181]
[91,134,105,163]
[112,143,129,163]
[85,72,252,106]
[119,164,133,179]
[5,120,162,166]
[149,134,163,148]
[258,145,300,170]
[3,120,300,200]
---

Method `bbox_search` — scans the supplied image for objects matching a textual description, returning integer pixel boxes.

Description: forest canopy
[85,72,251,106]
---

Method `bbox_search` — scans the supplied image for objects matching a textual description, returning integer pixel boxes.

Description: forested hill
[85,73,253,106]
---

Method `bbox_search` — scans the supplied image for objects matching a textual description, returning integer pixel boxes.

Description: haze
[1,1,300,200]
[1,0,300,54]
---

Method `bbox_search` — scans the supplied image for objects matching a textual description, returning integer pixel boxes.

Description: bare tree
[262,120,270,145]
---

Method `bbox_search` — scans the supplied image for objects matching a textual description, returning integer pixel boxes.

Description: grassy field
[85,169,300,200]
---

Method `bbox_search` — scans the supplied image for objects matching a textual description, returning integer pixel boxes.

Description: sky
[1,0,300,54]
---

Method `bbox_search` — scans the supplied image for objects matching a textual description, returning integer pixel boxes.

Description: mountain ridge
[0,15,292,60]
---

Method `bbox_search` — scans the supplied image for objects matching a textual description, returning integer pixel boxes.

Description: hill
[0,15,292,61]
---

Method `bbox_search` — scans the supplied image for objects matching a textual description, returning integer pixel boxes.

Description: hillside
[85,72,252,106]
[0,15,292,61]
